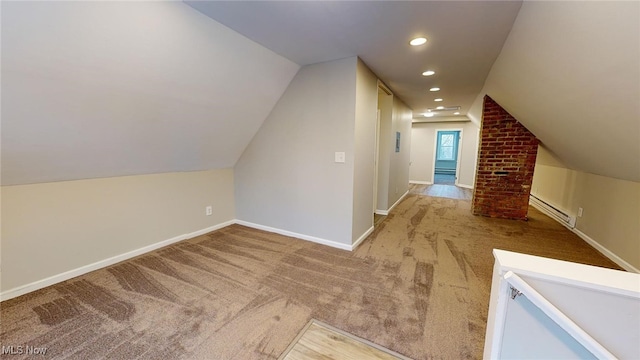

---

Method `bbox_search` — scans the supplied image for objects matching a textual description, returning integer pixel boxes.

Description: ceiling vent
[427,106,461,112]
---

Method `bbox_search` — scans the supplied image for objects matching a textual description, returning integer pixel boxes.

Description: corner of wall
[234,57,358,246]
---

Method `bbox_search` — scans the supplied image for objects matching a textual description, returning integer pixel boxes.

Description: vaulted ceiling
[2,1,638,185]
[185,1,522,120]
[187,0,640,182]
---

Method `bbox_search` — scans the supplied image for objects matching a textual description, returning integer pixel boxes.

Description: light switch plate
[335,152,345,163]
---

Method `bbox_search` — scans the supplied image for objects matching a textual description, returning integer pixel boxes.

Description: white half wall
[410,121,479,187]
[1,169,236,294]
[486,250,640,359]
[234,57,357,246]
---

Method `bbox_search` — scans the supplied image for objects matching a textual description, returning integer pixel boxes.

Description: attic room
[1,1,638,359]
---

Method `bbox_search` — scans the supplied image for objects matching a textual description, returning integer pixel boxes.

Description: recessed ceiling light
[436,106,444,110]
[423,112,435,117]
[454,112,460,115]
[434,98,443,102]
[422,70,435,76]
[410,37,427,46]
[429,87,440,92]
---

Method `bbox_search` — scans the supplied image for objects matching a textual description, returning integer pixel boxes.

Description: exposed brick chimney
[472,96,538,220]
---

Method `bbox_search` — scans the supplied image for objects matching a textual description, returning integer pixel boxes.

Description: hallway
[409,182,472,200]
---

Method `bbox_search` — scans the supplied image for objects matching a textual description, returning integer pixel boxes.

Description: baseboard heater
[529,194,577,228]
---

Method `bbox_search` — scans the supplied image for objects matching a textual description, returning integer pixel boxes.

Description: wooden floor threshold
[279,319,413,360]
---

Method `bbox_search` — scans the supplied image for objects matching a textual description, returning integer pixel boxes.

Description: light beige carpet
[0,187,619,359]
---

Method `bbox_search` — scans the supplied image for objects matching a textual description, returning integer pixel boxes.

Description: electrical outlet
[205,206,213,216]
[577,207,583,218]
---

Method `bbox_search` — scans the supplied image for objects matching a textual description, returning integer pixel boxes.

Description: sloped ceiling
[1,1,299,185]
[184,1,522,120]
[470,1,640,182]
[4,1,636,185]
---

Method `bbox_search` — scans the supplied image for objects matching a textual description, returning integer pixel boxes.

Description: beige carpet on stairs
[0,185,620,359]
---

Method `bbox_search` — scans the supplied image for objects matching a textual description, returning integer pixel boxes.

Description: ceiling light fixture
[422,70,435,76]
[454,112,460,115]
[423,112,435,117]
[410,37,427,46]
[436,106,444,110]
[429,87,440,92]
[434,98,443,102]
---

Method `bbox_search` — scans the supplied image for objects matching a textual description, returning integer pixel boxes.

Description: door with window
[434,130,460,184]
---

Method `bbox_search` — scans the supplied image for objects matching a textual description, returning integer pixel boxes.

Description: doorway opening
[374,82,392,226]
[373,108,382,226]
[433,130,462,185]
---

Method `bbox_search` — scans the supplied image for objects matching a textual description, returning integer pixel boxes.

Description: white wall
[376,91,393,211]
[387,98,413,207]
[235,57,357,246]
[501,294,597,359]
[1,169,236,295]
[375,92,412,211]
[1,1,298,185]
[532,146,640,271]
[352,59,378,241]
[410,121,479,188]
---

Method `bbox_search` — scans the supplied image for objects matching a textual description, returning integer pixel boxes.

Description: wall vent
[427,106,461,112]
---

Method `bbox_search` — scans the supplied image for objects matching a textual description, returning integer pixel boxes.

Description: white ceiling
[187,0,640,182]
[184,0,522,120]
[4,1,637,185]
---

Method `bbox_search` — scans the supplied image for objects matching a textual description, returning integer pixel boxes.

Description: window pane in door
[437,133,456,160]
[441,134,454,147]
[440,147,453,160]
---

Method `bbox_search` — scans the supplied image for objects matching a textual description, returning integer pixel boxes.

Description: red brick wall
[472,96,538,220]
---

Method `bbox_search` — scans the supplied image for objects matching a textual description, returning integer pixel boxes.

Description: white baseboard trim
[409,180,432,185]
[1,210,410,301]
[234,220,352,251]
[457,183,474,189]
[388,190,409,213]
[0,220,235,302]
[190,221,236,238]
[572,228,640,273]
[530,200,639,274]
[375,190,410,216]
[352,226,374,250]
